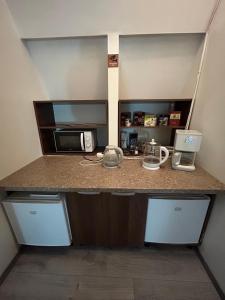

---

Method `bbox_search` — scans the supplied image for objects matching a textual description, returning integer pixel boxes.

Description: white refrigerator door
[145,196,210,244]
[3,200,71,246]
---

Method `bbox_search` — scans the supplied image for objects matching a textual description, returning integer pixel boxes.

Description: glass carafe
[102,145,123,168]
[143,139,169,170]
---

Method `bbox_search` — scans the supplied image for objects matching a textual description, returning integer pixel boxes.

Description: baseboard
[0,248,21,286]
[196,249,225,300]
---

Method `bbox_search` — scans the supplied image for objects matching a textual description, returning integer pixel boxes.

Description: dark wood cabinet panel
[67,192,148,247]
[108,194,130,247]
[109,193,148,247]
[128,194,148,246]
[34,102,55,127]
[67,192,110,246]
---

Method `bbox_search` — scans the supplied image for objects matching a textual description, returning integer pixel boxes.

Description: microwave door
[54,131,83,152]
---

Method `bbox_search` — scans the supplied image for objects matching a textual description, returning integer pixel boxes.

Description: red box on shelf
[169,111,181,126]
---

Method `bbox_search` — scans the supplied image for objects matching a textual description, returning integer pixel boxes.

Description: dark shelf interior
[118,99,192,148]
[34,100,108,155]
[39,128,56,154]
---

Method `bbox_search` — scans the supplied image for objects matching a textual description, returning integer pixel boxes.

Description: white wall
[200,194,225,293]
[0,0,47,276]
[190,0,225,293]
[25,37,107,99]
[120,34,204,99]
[6,0,216,38]
[0,1,47,180]
[0,193,18,275]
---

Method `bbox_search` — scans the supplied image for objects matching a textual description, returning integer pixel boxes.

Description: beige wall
[190,0,225,293]
[6,0,216,38]
[0,0,47,276]
[120,34,204,99]
[25,37,107,100]
[0,0,47,180]
[0,193,18,275]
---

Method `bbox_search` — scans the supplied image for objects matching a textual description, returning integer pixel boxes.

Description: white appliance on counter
[145,195,210,244]
[172,130,202,172]
[2,192,71,246]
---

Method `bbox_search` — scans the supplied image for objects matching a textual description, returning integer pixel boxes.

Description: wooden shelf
[119,98,192,103]
[39,123,108,129]
[34,100,107,104]
[120,125,185,129]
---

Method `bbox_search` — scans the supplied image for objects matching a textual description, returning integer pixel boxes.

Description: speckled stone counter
[0,156,224,194]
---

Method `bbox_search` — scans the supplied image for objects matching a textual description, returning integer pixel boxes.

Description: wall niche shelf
[34,100,108,155]
[118,99,192,149]
[120,125,186,129]
[39,123,107,129]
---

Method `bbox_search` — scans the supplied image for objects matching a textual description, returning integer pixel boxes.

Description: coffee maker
[172,130,202,171]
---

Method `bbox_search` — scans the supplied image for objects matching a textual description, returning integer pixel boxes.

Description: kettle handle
[160,146,169,165]
[115,147,124,163]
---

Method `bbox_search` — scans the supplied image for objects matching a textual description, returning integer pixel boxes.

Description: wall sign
[108,54,119,68]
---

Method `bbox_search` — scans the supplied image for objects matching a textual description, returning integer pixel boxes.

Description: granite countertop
[0,155,224,194]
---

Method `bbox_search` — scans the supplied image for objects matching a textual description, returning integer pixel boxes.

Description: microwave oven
[53,129,96,153]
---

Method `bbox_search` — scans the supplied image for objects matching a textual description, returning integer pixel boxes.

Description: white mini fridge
[2,192,71,246]
[144,195,210,244]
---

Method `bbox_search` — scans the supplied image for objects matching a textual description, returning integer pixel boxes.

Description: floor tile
[13,247,210,282]
[0,272,76,300]
[0,272,134,300]
[3,247,220,300]
[106,248,210,282]
[74,276,134,300]
[13,248,108,277]
[133,278,221,300]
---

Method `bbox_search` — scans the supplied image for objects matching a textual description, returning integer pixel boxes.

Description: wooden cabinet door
[109,193,148,247]
[108,193,129,247]
[67,192,109,246]
[67,192,148,247]
[128,194,148,247]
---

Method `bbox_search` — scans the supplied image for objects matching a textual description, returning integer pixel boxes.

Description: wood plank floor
[0,246,221,300]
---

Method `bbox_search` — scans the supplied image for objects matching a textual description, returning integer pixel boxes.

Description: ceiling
[6,0,217,38]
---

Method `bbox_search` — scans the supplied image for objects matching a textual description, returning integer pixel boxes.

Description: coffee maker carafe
[143,139,169,170]
[172,130,202,172]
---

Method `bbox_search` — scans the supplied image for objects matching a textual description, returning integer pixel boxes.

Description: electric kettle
[102,145,123,168]
[142,139,169,170]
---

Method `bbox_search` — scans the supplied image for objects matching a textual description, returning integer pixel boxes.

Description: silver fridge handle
[77,191,101,195]
[111,192,135,196]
